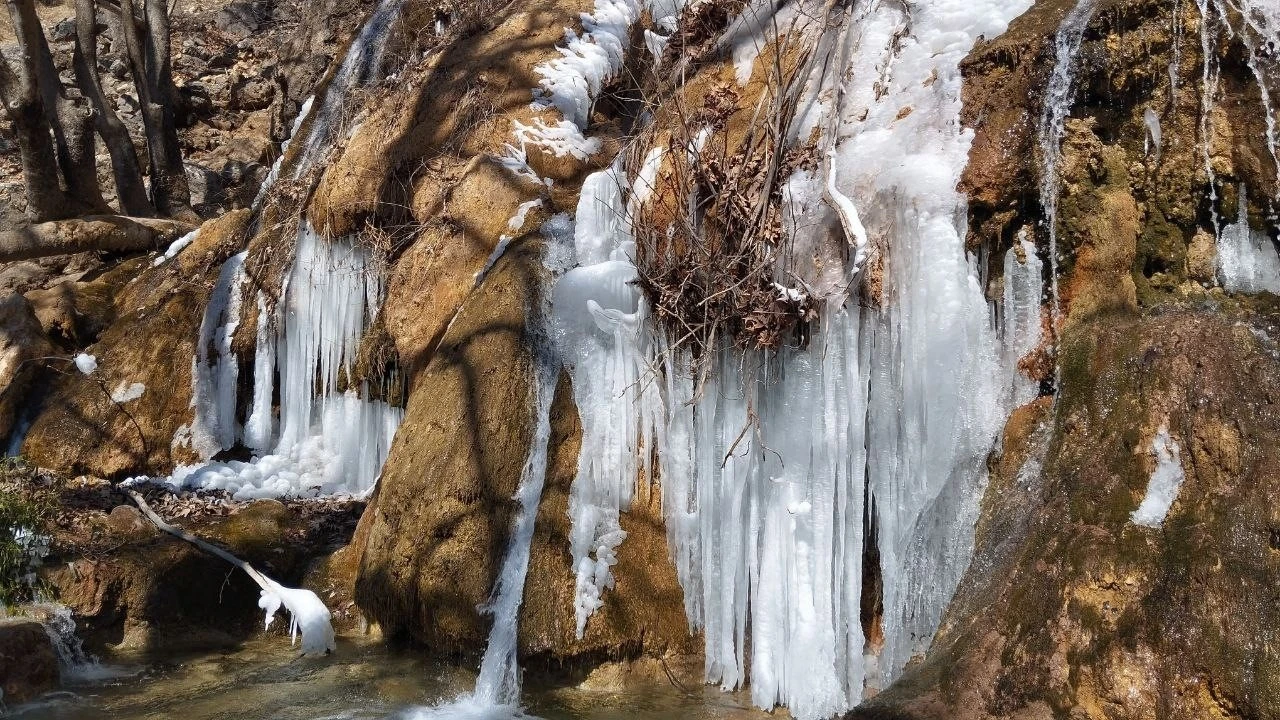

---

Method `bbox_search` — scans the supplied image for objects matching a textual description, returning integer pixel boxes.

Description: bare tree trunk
[74,0,154,216]
[26,4,110,214]
[0,5,79,221]
[119,0,191,218]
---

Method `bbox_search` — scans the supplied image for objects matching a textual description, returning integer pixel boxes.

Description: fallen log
[126,488,336,654]
[0,216,196,263]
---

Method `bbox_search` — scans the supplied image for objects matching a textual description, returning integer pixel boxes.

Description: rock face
[0,619,59,704]
[0,294,56,444]
[857,311,1280,720]
[353,239,694,667]
[43,481,362,652]
[20,210,249,476]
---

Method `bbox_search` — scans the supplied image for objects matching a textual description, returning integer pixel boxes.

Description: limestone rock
[1186,229,1218,284]
[0,294,56,444]
[858,312,1280,719]
[0,619,59,704]
[21,210,250,477]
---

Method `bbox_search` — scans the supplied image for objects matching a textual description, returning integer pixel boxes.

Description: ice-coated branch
[126,489,336,655]
[823,150,869,273]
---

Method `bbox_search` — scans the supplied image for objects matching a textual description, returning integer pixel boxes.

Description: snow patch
[110,382,146,403]
[1131,424,1185,528]
[73,353,97,375]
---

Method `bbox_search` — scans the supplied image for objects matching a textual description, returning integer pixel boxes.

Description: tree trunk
[27,3,110,214]
[119,0,191,217]
[0,215,195,262]
[0,7,79,221]
[74,0,154,216]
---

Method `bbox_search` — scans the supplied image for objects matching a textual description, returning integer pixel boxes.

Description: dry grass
[632,22,821,374]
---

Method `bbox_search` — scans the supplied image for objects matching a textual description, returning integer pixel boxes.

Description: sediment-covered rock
[0,619,59,704]
[857,310,1280,720]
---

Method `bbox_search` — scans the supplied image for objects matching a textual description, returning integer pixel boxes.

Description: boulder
[0,294,56,444]
[858,311,1280,719]
[354,238,694,669]
[21,210,250,478]
[0,619,59,704]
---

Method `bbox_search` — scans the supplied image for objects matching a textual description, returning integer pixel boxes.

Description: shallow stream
[12,635,768,720]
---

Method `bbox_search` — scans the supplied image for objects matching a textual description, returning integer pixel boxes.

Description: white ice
[1131,424,1185,528]
[1217,185,1280,293]
[152,228,201,267]
[73,353,97,375]
[258,576,336,655]
[110,382,146,403]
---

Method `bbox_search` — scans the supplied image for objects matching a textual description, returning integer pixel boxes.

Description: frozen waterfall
[530,0,1043,718]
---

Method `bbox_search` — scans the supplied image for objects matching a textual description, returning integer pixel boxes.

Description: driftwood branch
[126,488,337,654]
[0,216,195,263]
[126,489,271,588]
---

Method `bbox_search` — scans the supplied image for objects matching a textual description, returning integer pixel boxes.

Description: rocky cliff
[3,0,1280,717]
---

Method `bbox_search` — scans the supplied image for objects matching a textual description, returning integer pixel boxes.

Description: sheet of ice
[552,0,1037,717]
[1131,425,1185,528]
[110,382,146,403]
[258,576,336,655]
[508,199,543,232]
[73,353,97,375]
[188,251,248,459]
[152,228,200,267]
[1217,186,1280,293]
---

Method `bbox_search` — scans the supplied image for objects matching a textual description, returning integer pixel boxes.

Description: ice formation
[166,0,406,499]
[533,0,1042,716]
[110,382,146,403]
[1217,186,1280,294]
[152,227,200,267]
[1003,233,1046,407]
[1131,425,1186,528]
[175,227,403,500]
[73,353,97,375]
[258,577,337,655]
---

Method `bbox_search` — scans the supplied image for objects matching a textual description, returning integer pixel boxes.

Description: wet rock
[0,294,56,444]
[0,619,59,704]
[858,311,1280,719]
[1186,229,1218,285]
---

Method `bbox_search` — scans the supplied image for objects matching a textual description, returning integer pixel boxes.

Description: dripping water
[1037,0,1096,340]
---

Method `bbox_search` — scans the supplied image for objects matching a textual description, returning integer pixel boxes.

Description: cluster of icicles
[1196,0,1280,292]
[155,0,409,501]
[460,0,1047,718]
[160,0,1280,716]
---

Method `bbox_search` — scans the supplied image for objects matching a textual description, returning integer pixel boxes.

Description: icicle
[1002,232,1045,407]
[1217,184,1280,293]
[188,251,247,459]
